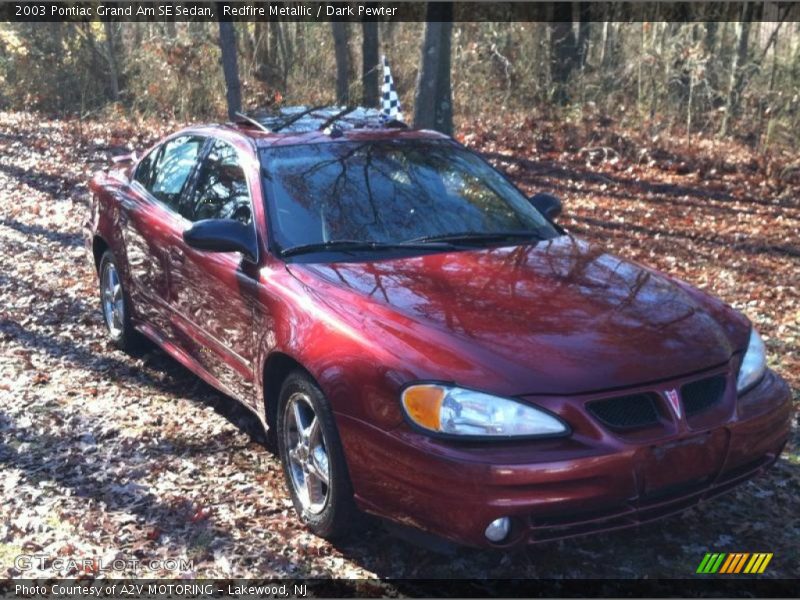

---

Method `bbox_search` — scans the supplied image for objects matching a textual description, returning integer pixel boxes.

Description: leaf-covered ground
[0,111,797,580]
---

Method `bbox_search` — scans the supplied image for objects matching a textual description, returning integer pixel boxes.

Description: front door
[168,138,260,407]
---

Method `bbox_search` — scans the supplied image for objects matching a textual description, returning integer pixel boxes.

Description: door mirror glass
[529,192,563,220]
[183,219,257,262]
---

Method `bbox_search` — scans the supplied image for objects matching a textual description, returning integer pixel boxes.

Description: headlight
[401,384,568,438]
[737,329,766,394]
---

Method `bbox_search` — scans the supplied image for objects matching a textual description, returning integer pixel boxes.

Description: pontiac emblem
[665,388,682,418]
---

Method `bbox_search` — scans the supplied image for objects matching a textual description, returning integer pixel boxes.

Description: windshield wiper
[404,231,546,245]
[280,239,454,258]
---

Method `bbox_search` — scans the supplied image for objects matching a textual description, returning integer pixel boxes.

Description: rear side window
[188,139,251,225]
[139,135,204,211]
[133,150,157,189]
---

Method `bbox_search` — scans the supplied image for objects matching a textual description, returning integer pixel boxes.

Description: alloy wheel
[101,261,124,338]
[283,392,331,515]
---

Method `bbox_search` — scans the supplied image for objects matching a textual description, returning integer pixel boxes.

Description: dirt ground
[0,111,797,580]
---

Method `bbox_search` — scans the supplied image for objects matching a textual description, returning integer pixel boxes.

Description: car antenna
[233,112,271,133]
[379,55,404,127]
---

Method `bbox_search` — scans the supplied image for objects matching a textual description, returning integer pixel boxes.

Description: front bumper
[339,369,792,548]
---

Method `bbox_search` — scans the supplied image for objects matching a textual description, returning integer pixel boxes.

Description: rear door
[168,137,260,407]
[123,134,206,338]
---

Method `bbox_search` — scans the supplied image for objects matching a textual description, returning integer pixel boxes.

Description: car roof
[187,105,452,149]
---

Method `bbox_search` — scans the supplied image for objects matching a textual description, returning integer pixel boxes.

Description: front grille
[681,375,726,417]
[586,393,661,430]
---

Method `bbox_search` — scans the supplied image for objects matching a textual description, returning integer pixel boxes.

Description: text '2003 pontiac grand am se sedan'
[84,106,792,548]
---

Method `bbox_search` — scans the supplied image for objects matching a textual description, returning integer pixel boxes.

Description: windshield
[260,140,559,256]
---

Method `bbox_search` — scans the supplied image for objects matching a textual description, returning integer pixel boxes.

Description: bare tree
[413,3,453,134]
[165,17,177,38]
[331,22,350,105]
[253,20,269,81]
[576,3,592,68]
[263,19,288,88]
[550,3,577,104]
[74,21,121,104]
[218,18,242,119]
[720,3,755,136]
[101,21,120,102]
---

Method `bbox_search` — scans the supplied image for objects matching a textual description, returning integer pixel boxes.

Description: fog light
[484,517,511,543]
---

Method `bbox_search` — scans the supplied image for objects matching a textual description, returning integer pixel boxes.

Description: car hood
[286,236,749,395]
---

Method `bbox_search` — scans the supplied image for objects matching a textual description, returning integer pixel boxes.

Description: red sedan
[84,107,792,548]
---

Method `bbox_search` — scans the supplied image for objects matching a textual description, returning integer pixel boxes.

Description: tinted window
[189,140,251,225]
[147,135,204,210]
[260,140,557,250]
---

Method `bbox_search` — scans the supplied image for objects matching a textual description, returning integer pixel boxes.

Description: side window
[189,140,252,225]
[147,135,204,211]
[133,148,158,189]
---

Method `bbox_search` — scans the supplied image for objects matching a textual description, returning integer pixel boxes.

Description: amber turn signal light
[401,385,446,431]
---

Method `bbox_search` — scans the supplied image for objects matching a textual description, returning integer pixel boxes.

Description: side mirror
[183,219,257,262]
[530,192,563,220]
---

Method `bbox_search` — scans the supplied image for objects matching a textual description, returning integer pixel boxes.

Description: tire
[98,250,145,354]
[277,370,356,539]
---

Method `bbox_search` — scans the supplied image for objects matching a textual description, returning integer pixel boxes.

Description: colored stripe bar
[758,554,773,573]
[722,553,743,574]
[719,554,736,574]
[733,553,750,574]
[696,553,714,574]
[711,553,726,573]
[699,552,771,575]
[700,553,721,574]
[747,553,764,574]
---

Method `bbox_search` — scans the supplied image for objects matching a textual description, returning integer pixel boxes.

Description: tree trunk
[361,17,379,106]
[269,18,280,71]
[102,21,120,102]
[704,22,719,99]
[165,17,177,38]
[413,3,453,135]
[274,20,291,88]
[704,21,718,54]
[253,20,273,83]
[732,3,755,106]
[550,2,576,104]
[720,2,754,136]
[331,21,350,105]
[239,22,254,67]
[132,22,143,48]
[294,21,306,64]
[218,18,242,120]
[50,21,64,57]
[599,21,609,66]
[577,3,591,68]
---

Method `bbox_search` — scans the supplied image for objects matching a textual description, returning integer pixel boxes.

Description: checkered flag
[380,55,403,123]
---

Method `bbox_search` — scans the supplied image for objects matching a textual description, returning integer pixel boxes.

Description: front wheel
[98,250,144,354]
[277,371,356,539]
